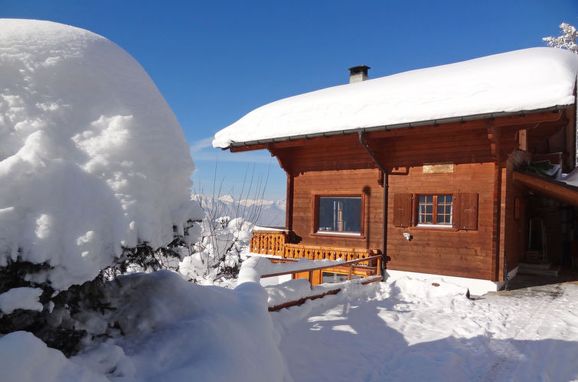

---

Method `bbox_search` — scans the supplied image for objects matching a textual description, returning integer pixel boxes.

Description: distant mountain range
[192,194,286,227]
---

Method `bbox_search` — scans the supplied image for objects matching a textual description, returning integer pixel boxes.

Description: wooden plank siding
[273,126,502,281]
[261,109,574,283]
[291,168,384,251]
[386,163,496,280]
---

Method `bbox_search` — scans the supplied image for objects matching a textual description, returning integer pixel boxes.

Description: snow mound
[0,271,291,381]
[78,271,289,381]
[0,19,196,290]
[214,48,578,148]
[0,331,106,382]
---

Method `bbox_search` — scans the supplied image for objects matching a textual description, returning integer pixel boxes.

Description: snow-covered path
[273,279,578,382]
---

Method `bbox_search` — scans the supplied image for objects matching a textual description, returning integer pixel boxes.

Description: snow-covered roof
[213,48,578,149]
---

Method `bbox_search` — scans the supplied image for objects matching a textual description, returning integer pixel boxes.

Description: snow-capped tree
[543,22,578,53]
[0,19,199,356]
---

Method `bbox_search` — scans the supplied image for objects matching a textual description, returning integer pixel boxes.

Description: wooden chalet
[214,48,578,294]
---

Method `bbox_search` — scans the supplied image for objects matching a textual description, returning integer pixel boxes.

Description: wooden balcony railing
[250,229,383,285]
[283,244,377,264]
[250,230,288,256]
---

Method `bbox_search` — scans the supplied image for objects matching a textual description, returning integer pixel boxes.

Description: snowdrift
[0,271,289,382]
[0,19,196,291]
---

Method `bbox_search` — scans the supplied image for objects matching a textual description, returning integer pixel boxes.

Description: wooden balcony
[250,229,383,285]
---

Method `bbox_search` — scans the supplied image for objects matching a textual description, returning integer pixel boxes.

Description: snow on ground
[214,48,578,148]
[0,270,290,382]
[273,277,578,382]
[266,277,377,308]
[0,19,196,291]
[0,331,107,382]
[3,268,578,381]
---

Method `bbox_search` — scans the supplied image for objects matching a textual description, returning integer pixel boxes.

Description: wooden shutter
[453,193,478,230]
[393,193,413,227]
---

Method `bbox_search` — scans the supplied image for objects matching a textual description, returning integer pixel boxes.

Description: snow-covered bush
[0,19,199,354]
[179,216,253,284]
[102,218,200,279]
[0,270,290,381]
[544,22,578,53]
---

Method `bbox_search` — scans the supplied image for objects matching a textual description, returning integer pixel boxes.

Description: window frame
[312,194,365,238]
[416,193,453,228]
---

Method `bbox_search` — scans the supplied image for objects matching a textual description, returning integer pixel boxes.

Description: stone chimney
[348,65,370,83]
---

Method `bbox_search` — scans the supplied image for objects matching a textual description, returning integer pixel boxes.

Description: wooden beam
[366,119,489,139]
[518,129,528,151]
[286,174,294,230]
[565,102,576,171]
[491,110,563,127]
[267,145,292,174]
[513,171,578,207]
[230,143,267,152]
[487,125,499,160]
[487,124,502,281]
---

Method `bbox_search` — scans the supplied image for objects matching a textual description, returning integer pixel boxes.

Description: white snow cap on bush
[0,19,196,290]
[0,287,43,314]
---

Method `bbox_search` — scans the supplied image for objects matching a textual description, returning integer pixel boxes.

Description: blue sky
[2,0,577,200]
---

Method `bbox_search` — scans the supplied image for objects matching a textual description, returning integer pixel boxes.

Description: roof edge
[223,104,572,150]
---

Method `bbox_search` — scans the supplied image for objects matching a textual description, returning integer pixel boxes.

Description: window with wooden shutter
[453,193,478,230]
[415,194,453,226]
[393,193,413,227]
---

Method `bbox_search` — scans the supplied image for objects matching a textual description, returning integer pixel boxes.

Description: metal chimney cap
[348,65,371,75]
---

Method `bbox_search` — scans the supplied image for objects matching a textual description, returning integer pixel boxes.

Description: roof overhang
[227,105,571,152]
[513,171,578,207]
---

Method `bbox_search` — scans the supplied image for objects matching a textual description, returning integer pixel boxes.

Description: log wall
[386,163,496,280]
[291,168,384,251]
[264,111,574,283]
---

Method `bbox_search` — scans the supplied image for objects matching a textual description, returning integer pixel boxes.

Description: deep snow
[2,270,578,381]
[273,278,578,382]
[0,19,196,291]
[214,48,578,148]
[0,270,290,382]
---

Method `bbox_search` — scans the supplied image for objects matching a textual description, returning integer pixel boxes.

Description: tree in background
[543,22,578,53]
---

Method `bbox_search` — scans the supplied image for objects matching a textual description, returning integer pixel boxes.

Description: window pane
[318,197,361,233]
[418,194,433,224]
[436,194,453,225]
[322,272,350,283]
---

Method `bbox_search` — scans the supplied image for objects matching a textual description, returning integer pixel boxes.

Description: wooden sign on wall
[422,164,455,174]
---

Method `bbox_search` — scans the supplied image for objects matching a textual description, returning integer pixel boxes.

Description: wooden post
[286,174,294,230]
[488,124,503,282]
[376,255,383,278]
[518,129,527,151]
[565,102,577,171]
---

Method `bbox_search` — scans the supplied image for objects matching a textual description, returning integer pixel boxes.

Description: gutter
[224,105,569,149]
[358,131,388,281]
